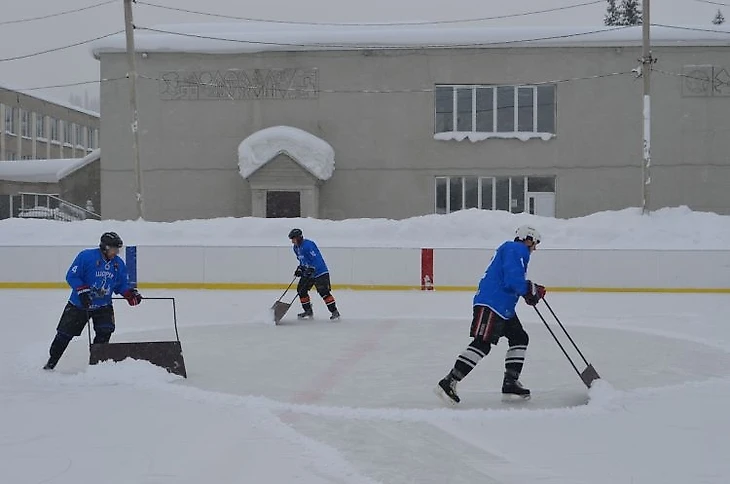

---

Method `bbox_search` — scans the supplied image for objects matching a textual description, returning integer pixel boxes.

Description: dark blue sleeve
[502,245,529,295]
[113,259,132,295]
[66,251,87,289]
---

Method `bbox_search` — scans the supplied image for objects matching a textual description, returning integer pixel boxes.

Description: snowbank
[0,206,727,250]
[238,126,335,180]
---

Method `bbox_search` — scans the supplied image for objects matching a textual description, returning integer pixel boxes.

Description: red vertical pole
[421,248,434,290]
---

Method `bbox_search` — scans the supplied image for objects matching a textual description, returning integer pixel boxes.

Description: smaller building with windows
[0,85,100,162]
[93,24,730,220]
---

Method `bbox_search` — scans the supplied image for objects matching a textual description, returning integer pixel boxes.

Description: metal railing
[12,192,100,221]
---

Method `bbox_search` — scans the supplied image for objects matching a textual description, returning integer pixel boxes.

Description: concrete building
[0,150,101,220]
[0,85,100,162]
[92,24,730,221]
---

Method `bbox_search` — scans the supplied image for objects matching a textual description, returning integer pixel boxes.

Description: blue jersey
[293,239,329,277]
[473,241,531,319]
[66,248,133,310]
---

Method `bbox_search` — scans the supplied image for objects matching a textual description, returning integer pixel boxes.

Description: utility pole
[123,0,145,220]
[641,0,652,215]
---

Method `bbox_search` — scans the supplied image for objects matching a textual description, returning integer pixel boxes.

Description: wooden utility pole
[123,0,144,219]
[641,0,652,215]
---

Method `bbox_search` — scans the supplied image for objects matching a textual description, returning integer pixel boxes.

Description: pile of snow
[0,206,728,250]
[238,126,335,180]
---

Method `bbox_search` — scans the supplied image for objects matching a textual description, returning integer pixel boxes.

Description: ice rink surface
[3,289,730,484]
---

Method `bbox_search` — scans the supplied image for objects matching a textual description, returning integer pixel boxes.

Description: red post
[421,248,434,290]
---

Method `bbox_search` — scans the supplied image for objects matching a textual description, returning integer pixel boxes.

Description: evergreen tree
[712,9,725,25]
[604,0,622,26]
[620,0,642,26]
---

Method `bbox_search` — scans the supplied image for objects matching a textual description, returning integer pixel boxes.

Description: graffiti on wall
[682,65,730,97]
[159,68,319,100]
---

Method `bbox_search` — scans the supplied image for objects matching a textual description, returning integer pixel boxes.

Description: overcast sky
[0,0,726,105]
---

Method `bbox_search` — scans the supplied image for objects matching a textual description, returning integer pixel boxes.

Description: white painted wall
[0,246,728,290]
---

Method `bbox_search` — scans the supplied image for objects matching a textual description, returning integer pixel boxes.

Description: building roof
[0,83,100,118]
[0,149,100,183]
[238,126,334,181]
[91,24,730,57]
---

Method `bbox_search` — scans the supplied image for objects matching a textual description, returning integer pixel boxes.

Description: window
[20,110,30,138]
[21,155,33,160]
[435,176,556,214]
[50,118,60,142]
[75,124,84,147]
[62,121,72,145]
[36,114,46,139]
[87,126,95,151]
[5,151,16,160]
[4,106,16,135]
[434,84,556,138]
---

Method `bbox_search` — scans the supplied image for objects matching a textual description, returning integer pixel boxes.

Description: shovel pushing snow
[272,276,298,324]
[534,298,601,388]
[88,297,188,378]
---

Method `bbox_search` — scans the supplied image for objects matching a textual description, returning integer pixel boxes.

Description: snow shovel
[88,297,188,378]
[533,299,601,388]
[272,276,298,324]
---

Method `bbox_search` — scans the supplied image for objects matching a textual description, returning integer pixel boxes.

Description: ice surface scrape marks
[292,319,399,405]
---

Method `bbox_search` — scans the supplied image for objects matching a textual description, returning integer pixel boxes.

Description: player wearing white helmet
[435,225,546,404]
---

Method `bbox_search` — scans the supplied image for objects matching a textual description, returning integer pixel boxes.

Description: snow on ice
[2,211,730,483]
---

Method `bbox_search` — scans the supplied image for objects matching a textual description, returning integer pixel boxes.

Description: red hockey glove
[77,286,92,309]
[123,288,143,306]
[523,281,546,306]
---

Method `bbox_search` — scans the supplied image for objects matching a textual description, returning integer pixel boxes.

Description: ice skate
[330,310,340,321]
[297,310,314,320]
[502,378,531,401]
[43,358,57,371]
[434,374,460,406]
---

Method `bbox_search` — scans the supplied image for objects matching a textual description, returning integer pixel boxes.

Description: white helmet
[515,225,541,244]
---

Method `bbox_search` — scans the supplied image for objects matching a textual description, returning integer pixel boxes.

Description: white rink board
[0,245,728,289]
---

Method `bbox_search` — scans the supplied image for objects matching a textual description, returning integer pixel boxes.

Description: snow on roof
[0,149,100,183]
[0,83,100,118]
[91,24,730,57]
[238,126,334,181]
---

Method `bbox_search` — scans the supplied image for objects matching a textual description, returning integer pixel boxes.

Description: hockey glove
[523,280,546,306]
[77,286,92,309]
[123,288,143,306]
[294,266,304,277]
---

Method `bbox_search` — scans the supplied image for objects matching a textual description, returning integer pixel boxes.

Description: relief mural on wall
[682,65,730,97]
[159,68,319,100]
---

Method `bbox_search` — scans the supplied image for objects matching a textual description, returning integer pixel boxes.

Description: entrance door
[527,192,556,217]
[266,191,301,218]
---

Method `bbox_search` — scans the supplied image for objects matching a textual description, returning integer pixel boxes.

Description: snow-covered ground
[4,288,730,484]
[1,206,730,249]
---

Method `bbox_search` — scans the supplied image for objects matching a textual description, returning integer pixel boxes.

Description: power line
[137,0,604,27]
[0,0,116,26]
[137,25,633,51]
[694,0,730,7]
[650,23,730,34]
[5,70,633,95]
[0,30,124,62]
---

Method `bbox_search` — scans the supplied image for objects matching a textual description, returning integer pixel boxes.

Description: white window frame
[434,84,556,140]
[20,110,31,139]
[50,117,60,143]
[4,106,16,135]
[35,114,47,140]
[62,121,72,146]
[75,124,84,149]
[435,176,555,214]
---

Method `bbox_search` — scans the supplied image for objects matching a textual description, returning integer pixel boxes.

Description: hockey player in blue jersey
[43,232,143,370]
[289,228,340,320]
[435,225,546,404]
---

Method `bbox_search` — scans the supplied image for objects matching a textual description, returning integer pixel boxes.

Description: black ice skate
[297,310,314,320]
[434,374,460,406]
[330,310,340,320]
[43,358,57,371]
[502,377,531,401]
